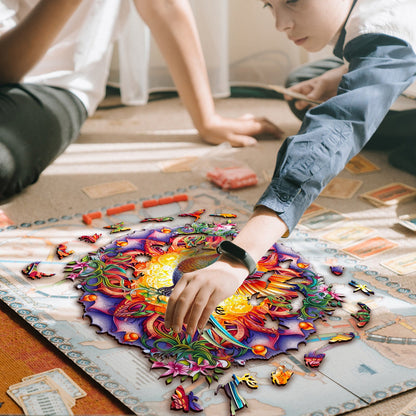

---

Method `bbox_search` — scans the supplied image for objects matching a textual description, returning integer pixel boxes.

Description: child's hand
[199,113,284,147]
[164,258,248,336]
[284,64,348,111]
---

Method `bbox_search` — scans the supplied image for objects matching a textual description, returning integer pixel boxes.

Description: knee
[0,142,17,198]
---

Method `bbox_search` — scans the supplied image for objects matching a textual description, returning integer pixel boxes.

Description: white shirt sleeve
[0,0,19,35]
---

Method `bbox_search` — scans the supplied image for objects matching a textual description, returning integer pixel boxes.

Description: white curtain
[113,0,306,106]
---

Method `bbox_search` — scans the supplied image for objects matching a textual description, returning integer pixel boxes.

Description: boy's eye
[263,2,272,8]
[286,0,298,3]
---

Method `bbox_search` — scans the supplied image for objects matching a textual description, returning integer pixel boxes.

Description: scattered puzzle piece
[79,233,102,243]
[349,280,374,296]
[103,222,131,233]
[330,265,344,276]
[271,365,293,386]
[140,216,174,223]
[178,209,206,221]
[22,262,55,279]
[209,213,237,218]
[215,374,258,416]
[328,332,355,344]
[304,351,326,368]
[170,385,203,412]
[351,302,371,328]
[56,243,74,260]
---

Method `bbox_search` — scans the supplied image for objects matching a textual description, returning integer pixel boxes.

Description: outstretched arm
[133,0,283,146]
[257,34,416,234]
[0,0,82,83]
[164,33,416,336]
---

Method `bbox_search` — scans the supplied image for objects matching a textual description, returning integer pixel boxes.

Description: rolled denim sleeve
[256,33,416,234]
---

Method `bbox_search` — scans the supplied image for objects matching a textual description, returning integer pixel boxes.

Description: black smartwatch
[216,240,257,275]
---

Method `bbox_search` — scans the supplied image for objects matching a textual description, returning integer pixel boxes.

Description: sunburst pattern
[65,222,342,384]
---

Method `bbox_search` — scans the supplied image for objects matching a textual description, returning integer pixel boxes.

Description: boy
[164,0,416,336]
[0,0,281,198]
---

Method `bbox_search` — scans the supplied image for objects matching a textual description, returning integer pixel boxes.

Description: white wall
[109,1,332,93]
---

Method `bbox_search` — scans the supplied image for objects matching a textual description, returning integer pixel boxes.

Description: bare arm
[134,0,283,146]
[164,206,288,335]
[0,0,82,83]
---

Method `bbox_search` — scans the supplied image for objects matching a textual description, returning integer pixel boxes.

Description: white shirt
[0,0,132,114]
[345,0,416,110]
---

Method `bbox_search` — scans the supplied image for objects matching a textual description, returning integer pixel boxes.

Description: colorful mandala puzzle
[64,221,343,385]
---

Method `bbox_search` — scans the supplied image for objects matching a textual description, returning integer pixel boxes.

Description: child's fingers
[196,292,223,333]
[184,289,213,336]
[164,278,190,331]
[237,116,285,139]
[295,100,313,111]
[226,133,258,147]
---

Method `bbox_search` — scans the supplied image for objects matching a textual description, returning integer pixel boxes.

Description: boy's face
[261,0,354,52]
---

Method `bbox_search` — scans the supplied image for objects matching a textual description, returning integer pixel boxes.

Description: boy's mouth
[293,37,307,46]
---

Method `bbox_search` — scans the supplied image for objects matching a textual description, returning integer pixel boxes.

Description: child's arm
[165,34,416,335]
[0,0,82,83]
[164,206,288,335]
[256,34,416,234]
[133,0,283,147]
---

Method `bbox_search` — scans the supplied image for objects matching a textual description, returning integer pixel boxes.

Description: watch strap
[216,240,257,275]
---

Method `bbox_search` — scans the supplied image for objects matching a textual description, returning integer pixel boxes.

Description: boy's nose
[274,12,293,32]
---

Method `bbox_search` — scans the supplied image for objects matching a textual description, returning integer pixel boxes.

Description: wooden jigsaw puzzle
[0,183,415,415]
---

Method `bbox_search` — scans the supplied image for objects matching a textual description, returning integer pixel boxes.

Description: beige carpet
[1,94,416,416]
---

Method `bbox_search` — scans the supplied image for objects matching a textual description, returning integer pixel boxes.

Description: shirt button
[280,194,290,202]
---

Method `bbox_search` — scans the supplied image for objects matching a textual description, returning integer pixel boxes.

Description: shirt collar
[333,0,358,59]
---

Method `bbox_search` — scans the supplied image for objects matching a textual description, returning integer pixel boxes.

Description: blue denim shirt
[256,34,416,234]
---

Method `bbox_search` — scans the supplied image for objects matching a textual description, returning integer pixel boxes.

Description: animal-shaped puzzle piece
[304,332,355,369]
[304,351,326,368]
[79,233,102,243]
[56,243,74,260]
[329,332,355,343]
[178,209,206,221]
[140,216,174,223]
[215,374,257,415]
[271,365,293,386]
[170,385,203,412]
[349,280,374,296]
[103,222,131,234]
[351,302,371,328]
[330,265,344,276]
[209,213,237,218]
[22,262,55,279]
